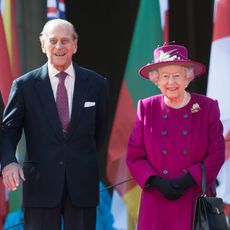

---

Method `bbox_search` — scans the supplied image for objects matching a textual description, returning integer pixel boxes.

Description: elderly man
[0,19,109,230]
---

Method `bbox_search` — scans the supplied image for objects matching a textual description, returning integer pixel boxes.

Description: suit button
[182,149,188,155]
[182,169,188,174]
[162,149,167,155]
[161,130,167,136]
[182,130,188,135]
[59,161,64,165]
[162,114,168,119]
[183,114,189,119]
[163,170,168,174]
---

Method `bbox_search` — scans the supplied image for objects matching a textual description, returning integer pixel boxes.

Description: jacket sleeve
[126,99,157,189]
[0,91,4,123]
[0,80,24,169]
[95,77,109,152]
[188,99,225,193]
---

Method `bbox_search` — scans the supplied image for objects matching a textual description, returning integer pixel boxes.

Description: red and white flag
[207,0,230,206]
[47,0,66,20]
[0,0,21,227]
[159,0,169,43]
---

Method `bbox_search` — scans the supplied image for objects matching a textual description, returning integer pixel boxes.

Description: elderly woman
[126,44,225,229]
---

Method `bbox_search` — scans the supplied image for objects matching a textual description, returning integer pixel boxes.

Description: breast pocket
[83,104,96,119]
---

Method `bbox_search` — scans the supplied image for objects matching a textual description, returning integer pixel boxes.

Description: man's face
[41,23,77,71]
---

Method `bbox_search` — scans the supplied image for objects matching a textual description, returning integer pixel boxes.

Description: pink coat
[126,93,225,230]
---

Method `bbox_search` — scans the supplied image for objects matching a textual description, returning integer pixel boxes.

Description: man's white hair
[40,19,78,42]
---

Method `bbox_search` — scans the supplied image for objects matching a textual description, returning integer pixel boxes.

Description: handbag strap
[201,163,206,195]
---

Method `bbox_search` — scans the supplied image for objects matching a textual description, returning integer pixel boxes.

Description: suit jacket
[0,63,109,208]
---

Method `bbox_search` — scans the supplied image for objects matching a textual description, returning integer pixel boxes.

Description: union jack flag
[47,0,65,20]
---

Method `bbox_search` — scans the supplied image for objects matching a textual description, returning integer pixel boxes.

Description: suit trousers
[24,177,96,230]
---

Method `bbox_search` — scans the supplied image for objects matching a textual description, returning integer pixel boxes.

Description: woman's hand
[170,173,195,193]
[149,176,184,200]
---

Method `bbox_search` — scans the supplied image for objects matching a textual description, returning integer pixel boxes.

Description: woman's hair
[149,66,195,86]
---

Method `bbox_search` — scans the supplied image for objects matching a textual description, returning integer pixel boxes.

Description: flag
[1,0,21,81]
[0,177,8,229]
[0,0,21,227]
[206,0,230,211]
[47,0,66,20]
[159,0,169,43]
[106,0,162,229]
[0,3,13,104]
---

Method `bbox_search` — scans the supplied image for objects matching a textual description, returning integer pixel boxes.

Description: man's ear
[73,40,78,54]
[73,46,77,54]
[41,41,46,54]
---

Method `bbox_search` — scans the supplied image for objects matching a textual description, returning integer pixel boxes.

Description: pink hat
[139,44,206,79]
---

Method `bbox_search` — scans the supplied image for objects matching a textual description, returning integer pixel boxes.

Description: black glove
[147,176,183,200]
[170,173,195,193]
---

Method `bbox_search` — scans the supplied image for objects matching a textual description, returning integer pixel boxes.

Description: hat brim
[139,60,206,79]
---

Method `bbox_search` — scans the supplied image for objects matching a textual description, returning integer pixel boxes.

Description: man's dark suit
[0,63,109,208]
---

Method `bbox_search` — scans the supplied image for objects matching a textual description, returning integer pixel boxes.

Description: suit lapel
[33,64,63,139]
[66,64,90,139]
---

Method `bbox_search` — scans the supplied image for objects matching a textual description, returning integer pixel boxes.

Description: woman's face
[157,65,189,101]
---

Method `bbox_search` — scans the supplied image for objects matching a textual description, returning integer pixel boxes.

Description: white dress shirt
[48,63,75,119]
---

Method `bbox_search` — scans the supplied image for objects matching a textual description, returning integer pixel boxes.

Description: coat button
[182,130,188,135]
[182,149,188,155]
[183,114,189,119]
[59,161,64,165]
[163,169,168,174]
[182,169,188,174]
[162,149,167,155]
[161,130,167,136]
[162,114,168,119]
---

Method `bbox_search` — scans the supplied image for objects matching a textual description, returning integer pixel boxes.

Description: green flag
[107,0,162,229]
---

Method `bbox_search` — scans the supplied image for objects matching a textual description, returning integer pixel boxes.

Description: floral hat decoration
[139,44,206,79]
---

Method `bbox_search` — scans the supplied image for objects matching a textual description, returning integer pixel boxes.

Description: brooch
[191,103,201,113]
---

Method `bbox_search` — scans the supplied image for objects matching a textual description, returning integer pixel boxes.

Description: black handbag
[193,164,229,230]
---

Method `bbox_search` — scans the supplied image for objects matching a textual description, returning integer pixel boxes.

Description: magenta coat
[126,93,225,230]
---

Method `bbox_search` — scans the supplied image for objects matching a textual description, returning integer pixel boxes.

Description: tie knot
[57,72,68,82]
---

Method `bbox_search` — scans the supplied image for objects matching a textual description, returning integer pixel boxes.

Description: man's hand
[2,162,25,191]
